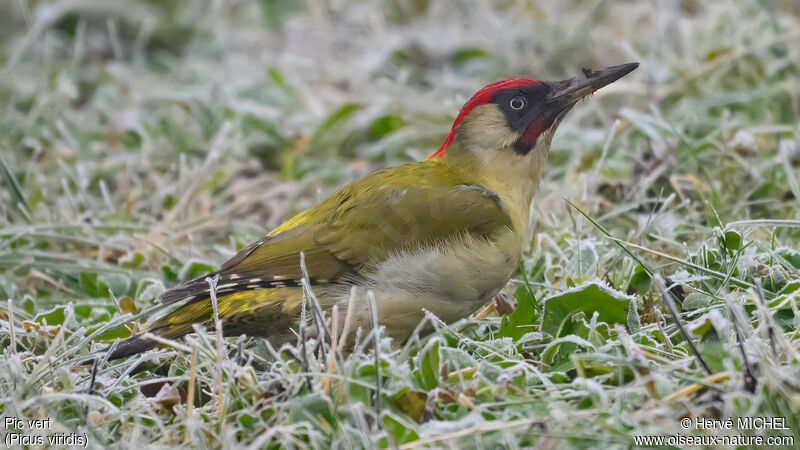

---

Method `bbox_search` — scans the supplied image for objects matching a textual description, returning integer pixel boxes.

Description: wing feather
[159,160,513,304]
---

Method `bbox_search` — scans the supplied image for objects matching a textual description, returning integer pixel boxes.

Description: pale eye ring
[509,97,525,110]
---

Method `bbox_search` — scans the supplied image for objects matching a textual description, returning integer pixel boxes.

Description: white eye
[509,97,525,110]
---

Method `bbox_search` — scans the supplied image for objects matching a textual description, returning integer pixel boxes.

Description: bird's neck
[440,146,547,237]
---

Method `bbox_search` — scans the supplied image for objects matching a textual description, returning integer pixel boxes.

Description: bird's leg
[473,291,514,320]
[493,291,514,316]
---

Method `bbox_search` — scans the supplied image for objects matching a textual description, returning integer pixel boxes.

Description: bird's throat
[513,117,554,155]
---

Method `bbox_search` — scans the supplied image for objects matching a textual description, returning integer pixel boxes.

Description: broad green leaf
[697,339,727,373]
[498,285,538,340]
[351,359,390,405]
[89,323,132,340]
[348,381,370,406]
[628,265,652,294]
[393,390,427,422]
[541,335,595,370]
[541,281,633,340]
[572,312,611,347]
[80,272,109,298]
[161,265,178,282]
[184,262,217,281]
[119,297,137,315]
[721,229,742,253]
[287,394,337,432]
[682,292,712,311]
[33,305,68,326]
[75,305,92,318]
[415,338,440,390]
[379,412,420,448]
[239,412,256,429]
[23,297,34,314]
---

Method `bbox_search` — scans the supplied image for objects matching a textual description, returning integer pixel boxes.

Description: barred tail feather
[89,288,300,362]
[105,325,193,361]
[158,271,310,304]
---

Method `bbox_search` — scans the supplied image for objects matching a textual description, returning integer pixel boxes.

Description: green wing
[159,159,513,303]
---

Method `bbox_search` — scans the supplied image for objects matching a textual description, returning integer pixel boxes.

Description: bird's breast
[360,227,521,326]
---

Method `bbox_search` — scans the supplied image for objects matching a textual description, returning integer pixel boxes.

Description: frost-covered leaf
[541,281,633,340]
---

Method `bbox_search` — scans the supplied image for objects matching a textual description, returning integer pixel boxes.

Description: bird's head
[428,63,639,173]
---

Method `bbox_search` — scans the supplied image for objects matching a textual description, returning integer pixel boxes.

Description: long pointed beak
[548,62,639,107]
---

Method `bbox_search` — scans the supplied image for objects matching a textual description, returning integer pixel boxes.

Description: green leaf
[23,298,34,314]
[88,323,132,340]
[393,390,427,422]
[721,229,742,253]
[682,292,712,311]
[122,130,143,149]
[33,305,68,326]
[541,281,632,340]
[542,310,613,369]
[541,335,595,370]
[350,359,390,405]
[415,338,440,390]
[74,305,92,318]
[239,413,256,429]
[348,380,370,406]
[778,281,800,296]
[379,412,420,448]
[287,394,337,432]
[267,67,297,96]
[258,0,305,29]
[369,115,407,138]
[573,312,612,346]
[184,262,217,280]
[311,103,360,145]
[119,297,137,315]
[697,339,727,373]
[161,265,178,282]
[628,265,652,294]
[0,154,31,221]
[79,272,109,298]
[354,358,390,377]
[242,113,289,146]
[451,47,490,64]
[120,251,145,268]
[498,285,538,340]
[162,194,177,210]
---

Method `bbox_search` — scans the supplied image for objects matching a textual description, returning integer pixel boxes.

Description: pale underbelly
[333,229,521,342]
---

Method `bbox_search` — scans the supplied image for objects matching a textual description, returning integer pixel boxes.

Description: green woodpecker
[107,63,638,359]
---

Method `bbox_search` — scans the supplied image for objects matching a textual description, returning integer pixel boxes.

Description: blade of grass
[567,200,655,277]
[0,154,32,222]
[655,276,712,375]
[609,237,769,295]
[205,274,224,413]
[368,290,382,413]
[727,303,757,392]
